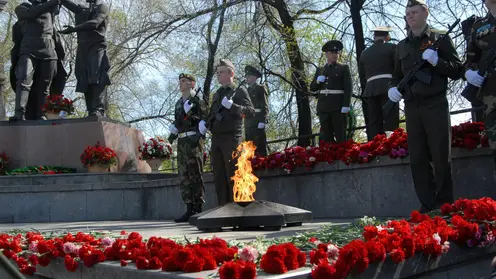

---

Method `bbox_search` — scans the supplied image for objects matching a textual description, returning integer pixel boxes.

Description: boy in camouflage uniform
[169,73,208,223]
[464,0,496,177]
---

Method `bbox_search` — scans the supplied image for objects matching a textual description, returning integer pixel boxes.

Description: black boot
[174,203,195,223]
[10,89,29,121]
[194,204,202,214]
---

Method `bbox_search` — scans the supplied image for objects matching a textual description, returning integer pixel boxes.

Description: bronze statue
[58,0,111,117]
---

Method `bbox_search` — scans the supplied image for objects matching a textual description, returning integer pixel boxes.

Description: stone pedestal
[0,116,149,173]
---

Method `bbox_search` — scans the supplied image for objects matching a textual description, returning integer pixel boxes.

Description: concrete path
[0,219,353,241]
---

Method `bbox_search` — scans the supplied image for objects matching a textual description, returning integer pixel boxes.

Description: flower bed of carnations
[2,197,495,279]
[251,122,488,173]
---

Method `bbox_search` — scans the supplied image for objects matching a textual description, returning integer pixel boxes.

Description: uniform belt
[254,109,261,112]
[319,89,344,95]
[178,131,197,138]
[367,74,392,83]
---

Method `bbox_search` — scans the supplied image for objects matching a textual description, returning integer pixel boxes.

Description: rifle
[167,87,204,145]
[205,80,247,129]
[461,49,496,103]
[383,18,461,118]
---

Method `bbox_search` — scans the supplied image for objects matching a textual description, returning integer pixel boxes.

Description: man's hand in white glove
[257,122,265,129]
[422,49,439,66]
[183,101,193,113]
[465,69,484,87]
[199,120,207,135]
[221,97,233,109]
[169,125,178,135]
[341,107,350,114]
[388,87,402,103]
[317,76,326,83]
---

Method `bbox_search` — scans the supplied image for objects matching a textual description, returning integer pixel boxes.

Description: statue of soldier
[204,59,255,206]
[244,65,269,156]
[359,26,399,140]
[310,40,353,143]
[463,0,496,178]
[10,0,63,121]
[58,0,110,117]
[168,73,208,223]
[388,0,464,212]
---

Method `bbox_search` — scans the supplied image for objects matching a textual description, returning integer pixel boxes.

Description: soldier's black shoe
[174,204,195,223]
[9,115,25,121]
[194,204,202,213]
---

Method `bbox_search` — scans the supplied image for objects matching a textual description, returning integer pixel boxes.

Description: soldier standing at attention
[205,59,255,206]
[359,27,399,140]
[169,73,208,223]
[244,65,269,156]
[463,0,496,178]
[310,40,352,143]
[388,0,464,212]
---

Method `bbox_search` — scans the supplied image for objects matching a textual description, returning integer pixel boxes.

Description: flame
[231,141,259,202]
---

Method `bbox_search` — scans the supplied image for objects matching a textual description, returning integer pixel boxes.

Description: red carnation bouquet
[138,137,173,160]
[43,95,75,115]
[0,152,9,174]
[80,142,117,167]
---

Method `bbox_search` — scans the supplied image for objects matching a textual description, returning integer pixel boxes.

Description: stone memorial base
[0,116,150,173]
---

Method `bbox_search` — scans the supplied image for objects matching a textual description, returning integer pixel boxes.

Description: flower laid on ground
[2,197,495,279]
[0,152,9,174]
[251,122,488,174]
[138,137,173,160]
[80,142,117,167]
[43,94,75,115]
[5,166,76,175]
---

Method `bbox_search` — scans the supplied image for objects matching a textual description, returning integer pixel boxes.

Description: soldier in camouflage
[204,59,255,206]
[464,0,496,177]
[359,26,399,140]
[244,65,269,156]
[169,73,208,223]
[310,40,353,143]
[388,0,464,212]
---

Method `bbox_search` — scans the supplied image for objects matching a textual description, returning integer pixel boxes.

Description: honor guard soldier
[204,59,255,206]
[388,0,464,212]
[463,0,496,177]
[359,26,399,140]
[168,73,208,223]
[244,65,269,156]
[310,40,353,143]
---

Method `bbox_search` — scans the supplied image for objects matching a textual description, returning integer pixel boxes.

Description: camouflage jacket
[245,83,269,128]
[173,91,208,134]
[465,13,496,96]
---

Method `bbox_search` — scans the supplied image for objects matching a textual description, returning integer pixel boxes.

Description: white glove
[169,125,178,135]
[465,69,484,87]
[317,76,326,83]
[422,49,439,66]
[183,101,193,113]
[257,122,265,129]
[388,87,402,103]
[221,97,233,109]
[59,110,67,119]
[199,120,207,135]
[341,107,350,114]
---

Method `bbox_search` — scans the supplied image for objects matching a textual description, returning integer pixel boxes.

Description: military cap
[322,40,343,52]
[179,73,196,82]
[217,59,235,71]
[406,0,427,7]
[245,65,262,78]
[371,26,393,32]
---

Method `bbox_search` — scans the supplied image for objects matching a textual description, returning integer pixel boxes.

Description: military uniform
[389,0,464,211]
[359,27,399,140]
[310,40,352,143]
[208,59,255,206]
[59,0,111,116]
[11,0,61,121]
[170,73,208,223]
[464,12,496,171]
[244,65,269,156]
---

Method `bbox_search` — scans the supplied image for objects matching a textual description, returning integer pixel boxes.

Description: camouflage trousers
[483,95,496,150]
[177,137,205,205]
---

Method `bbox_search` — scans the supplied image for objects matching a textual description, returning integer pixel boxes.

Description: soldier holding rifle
[388,0,464,212]
[204,59,255,206]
